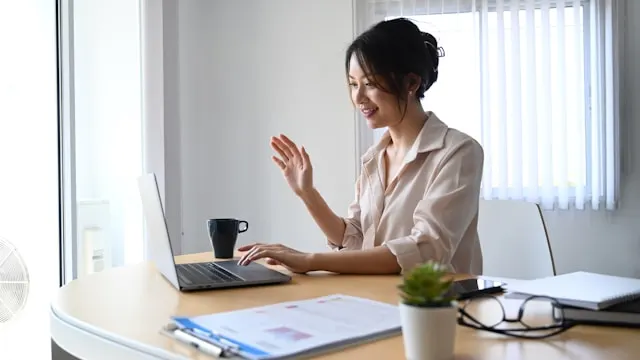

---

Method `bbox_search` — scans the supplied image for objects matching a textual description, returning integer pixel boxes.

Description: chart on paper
[177,294,401,358]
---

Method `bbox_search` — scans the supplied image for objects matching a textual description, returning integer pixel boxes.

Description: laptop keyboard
[177,262,243,285]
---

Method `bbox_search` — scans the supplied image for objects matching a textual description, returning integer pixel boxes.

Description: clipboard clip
[162,323,240,358]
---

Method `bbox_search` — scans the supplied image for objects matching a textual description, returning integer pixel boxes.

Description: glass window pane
[67,0,144,280]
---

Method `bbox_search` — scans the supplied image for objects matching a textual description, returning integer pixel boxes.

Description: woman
[238,17,484,275]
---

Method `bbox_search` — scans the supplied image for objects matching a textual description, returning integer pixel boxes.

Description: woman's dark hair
[345,17,441,101]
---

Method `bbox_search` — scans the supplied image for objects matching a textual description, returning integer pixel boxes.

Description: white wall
[175,0,356,255]
[161,0,640,278]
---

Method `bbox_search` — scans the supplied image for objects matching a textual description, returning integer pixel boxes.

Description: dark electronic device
[450,278,506,300]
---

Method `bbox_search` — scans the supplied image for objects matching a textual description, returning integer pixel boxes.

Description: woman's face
[348,54,403,129]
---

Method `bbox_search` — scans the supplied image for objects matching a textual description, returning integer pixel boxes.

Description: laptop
[137,172,292,291]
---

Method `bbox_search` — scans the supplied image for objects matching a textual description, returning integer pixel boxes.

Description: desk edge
[50,302,189,360]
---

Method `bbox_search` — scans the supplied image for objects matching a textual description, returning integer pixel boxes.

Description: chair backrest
[477,199,556,280]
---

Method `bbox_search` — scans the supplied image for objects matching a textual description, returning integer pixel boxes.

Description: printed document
[172,294,401,359]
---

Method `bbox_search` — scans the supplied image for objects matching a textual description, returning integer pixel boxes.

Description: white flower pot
[399,302,457,360]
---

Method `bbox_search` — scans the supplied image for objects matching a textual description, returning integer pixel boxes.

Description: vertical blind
[355,0,621,210]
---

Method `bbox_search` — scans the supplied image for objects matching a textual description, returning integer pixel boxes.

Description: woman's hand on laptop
[237,243,313,274]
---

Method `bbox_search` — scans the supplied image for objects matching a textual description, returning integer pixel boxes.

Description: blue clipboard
[162,317,273,359]
[160,294,403,359]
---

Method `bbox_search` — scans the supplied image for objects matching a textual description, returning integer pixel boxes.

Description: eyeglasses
[457,295,576,339]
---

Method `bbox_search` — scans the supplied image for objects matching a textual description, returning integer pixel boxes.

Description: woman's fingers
[272,136,294,160]
[301,146,311,168]
[271,135,307,168]
[272,156,286,170]
[237,243,265,265]
[270,138,290,162]
[238,244,287,266]
[241,248,274,266]
[279,134,296,147]
[238,246,261,265]
[279,135,302,160]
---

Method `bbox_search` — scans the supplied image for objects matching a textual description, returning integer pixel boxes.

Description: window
[354,0,622,210]
[58,0,144,283]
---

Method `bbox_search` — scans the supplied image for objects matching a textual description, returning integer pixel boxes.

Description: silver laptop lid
[137,173,180,289]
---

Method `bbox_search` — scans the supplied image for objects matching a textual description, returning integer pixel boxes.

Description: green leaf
[397,260,456,307]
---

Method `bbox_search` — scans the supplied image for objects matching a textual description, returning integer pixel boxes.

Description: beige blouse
[330,112,484,275]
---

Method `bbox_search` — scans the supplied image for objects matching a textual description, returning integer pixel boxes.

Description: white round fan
[0,236,29,324]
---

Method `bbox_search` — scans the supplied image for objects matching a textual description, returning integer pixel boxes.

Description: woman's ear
[404,73,422,95]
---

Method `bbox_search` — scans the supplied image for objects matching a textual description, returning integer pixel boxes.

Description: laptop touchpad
[215,260,286,281]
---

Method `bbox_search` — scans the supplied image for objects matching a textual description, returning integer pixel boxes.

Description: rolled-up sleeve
[328,176,364,251]
[383,139,484,273]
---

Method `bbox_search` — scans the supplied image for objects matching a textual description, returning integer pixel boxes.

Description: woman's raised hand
[270,134,313,197]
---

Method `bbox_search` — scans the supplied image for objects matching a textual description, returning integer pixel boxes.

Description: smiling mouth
[361,107,378,118]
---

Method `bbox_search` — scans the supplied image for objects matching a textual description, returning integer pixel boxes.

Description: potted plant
[398,260,458,360]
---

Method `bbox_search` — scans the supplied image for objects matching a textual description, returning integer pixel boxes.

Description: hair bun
[421,32,445,57]
[346,17,444,98]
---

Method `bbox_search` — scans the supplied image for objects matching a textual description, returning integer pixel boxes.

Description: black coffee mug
[207,218,249,259]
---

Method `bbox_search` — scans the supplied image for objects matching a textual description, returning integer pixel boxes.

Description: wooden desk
[51,252,640,360]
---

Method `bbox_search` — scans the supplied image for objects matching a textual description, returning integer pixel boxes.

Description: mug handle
[238,220,249,233]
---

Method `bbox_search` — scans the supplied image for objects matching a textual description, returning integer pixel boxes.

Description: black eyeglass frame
[457,294,576,339]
